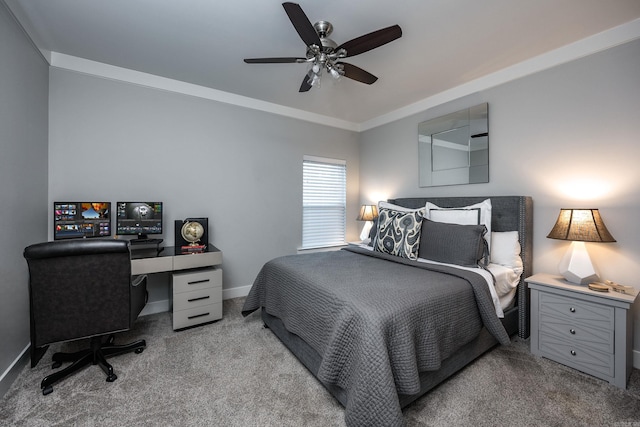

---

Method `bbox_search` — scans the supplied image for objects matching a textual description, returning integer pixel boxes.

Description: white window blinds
[302,156,346,249]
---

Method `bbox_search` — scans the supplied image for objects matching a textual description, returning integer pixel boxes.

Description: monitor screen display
[116,202,163,237]
[54,202,111,240]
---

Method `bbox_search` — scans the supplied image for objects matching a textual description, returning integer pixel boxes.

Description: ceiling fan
[244,2,402,92]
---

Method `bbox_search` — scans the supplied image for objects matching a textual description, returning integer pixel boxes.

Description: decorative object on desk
[174,217,209,248]
[181,221,204,246]
[547,208,616,285]
[356,204,379,241]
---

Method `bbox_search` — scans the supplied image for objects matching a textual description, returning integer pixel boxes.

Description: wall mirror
[419,103,489,187]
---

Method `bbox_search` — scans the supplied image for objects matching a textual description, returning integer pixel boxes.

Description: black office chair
[23,239,148,395]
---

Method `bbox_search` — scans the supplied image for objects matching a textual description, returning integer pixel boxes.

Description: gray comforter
[242,246,510,427]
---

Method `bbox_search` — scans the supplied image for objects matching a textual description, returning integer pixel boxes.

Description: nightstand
[526,273,638,388]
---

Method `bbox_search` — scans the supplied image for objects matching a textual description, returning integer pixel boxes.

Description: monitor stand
[129,235,164,251]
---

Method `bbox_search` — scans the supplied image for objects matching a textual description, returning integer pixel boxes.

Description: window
[302,156,346,249]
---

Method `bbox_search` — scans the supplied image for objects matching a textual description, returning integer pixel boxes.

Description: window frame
[301,155,347,250]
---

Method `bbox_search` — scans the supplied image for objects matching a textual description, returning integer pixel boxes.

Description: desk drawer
[173,303,222,330]
[173,286,222,312]
[539,292,614,330]
[173,268,221,293]
[131,256,173,275]
[173,250,222,271]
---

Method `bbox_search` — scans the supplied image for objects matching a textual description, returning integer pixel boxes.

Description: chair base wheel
[134,347,144,354]
[52,361,61,369]
[106,374,117,382]
[42,385,53,395]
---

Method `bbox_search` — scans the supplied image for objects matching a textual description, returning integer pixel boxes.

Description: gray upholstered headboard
[387,196,533,338]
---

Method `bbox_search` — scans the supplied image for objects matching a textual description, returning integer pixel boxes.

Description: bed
[242,196,533,426]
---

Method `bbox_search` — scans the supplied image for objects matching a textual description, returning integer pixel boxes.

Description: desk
[131,245,223,330]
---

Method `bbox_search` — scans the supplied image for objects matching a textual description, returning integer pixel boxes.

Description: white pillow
[424,199,492,255]
[378,201,425,214]
[491,231,523,270]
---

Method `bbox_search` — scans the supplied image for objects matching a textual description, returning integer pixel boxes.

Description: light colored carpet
[1,298,639,426]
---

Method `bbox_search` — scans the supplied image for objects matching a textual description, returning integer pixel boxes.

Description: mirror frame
[419,103,489,187]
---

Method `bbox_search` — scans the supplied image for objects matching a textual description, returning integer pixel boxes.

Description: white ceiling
[5,0,640,128]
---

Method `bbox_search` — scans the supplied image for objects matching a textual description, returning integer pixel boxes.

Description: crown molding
[49,18,640,133]
[49,52,359,132]
[360,18,640,131]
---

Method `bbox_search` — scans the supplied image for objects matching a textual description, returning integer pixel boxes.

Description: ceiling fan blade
[282,2,321,47]
[299,73,312,92]
[337,25,402,57]
[340,62,378,84]
[244,57,307,64]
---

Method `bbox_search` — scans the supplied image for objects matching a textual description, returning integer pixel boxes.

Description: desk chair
[23,239,148,395]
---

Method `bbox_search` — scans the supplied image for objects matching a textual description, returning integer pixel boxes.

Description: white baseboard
[0,344,29,398]
[223,285,251,300]
[139,286,251,318]
[139,299,170,316]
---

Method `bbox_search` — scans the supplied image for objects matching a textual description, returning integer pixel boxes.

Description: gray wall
[0,2,49,395]
[360,39,640,352]
[49,68,360,307]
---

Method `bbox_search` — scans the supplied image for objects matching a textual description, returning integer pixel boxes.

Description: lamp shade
[546,209,616,242]
[356,205,379,222]
[547,208,615,285]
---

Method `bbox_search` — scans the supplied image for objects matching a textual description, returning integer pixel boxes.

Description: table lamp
[356,205,379,241]
[546,208,616,285]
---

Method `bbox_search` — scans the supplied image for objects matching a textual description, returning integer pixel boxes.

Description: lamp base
[359,221,373,242]
[558,241,599,285]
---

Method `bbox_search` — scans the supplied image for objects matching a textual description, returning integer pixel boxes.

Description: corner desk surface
[131,245,222,275]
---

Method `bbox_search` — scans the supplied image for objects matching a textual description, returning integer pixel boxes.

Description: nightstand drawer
[539,316,613,353]
[173,303,222,330]
[539,292,614,330]
[539,333,614,377]
[173,267,221,293]
[173,287,222,311]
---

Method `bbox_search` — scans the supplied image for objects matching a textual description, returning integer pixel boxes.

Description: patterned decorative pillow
[373,208,424,260]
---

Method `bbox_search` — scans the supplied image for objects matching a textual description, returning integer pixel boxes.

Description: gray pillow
[373,208,423,260]
[418,219,488,267]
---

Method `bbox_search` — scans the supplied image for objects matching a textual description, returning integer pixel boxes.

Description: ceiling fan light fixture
[306,67,321,87]
[327,63,342,79]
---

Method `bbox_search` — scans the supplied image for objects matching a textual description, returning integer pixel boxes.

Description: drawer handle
[570,350,577,356]
[188,312,210,320]
[569,307,576,313]
[188,279,210,285]
[569,329,576,335]
[188,296,210,302]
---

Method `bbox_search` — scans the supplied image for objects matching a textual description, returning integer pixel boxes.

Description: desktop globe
[180,221,205,246]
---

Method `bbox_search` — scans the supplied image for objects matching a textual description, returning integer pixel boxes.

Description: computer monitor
[54,202,111,240]
[116,202,163,240]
